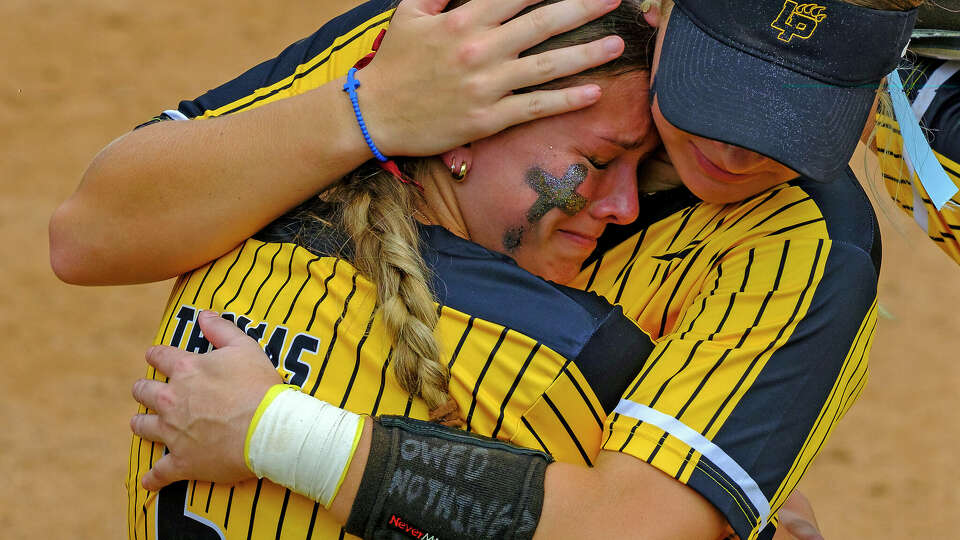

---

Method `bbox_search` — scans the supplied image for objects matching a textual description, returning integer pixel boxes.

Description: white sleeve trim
[162,109,190,121]
[613,399,770,531]
[911,61,960,120]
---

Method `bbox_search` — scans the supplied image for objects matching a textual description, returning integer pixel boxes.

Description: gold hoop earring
[451,161,468,182]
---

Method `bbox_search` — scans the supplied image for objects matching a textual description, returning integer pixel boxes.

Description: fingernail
[583,85,602,101]
[603,36,623,54]
[605,0,620,8]
[200,310,220,318]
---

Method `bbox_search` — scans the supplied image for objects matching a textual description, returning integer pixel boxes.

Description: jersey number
[157,480,225,540]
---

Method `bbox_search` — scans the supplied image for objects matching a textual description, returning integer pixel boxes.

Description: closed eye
[587,157,611,170]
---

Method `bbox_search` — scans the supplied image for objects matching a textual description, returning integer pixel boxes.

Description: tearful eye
[587,157,611,170]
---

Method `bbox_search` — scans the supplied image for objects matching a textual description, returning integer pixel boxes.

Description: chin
[540,263,580,285]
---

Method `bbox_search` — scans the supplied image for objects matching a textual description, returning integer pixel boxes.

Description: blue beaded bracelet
[342,67,388,163]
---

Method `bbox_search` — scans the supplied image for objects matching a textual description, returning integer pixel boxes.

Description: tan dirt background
[1,1,957,538]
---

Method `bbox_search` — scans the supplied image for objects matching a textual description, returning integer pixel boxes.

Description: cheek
[464,187,540,255]
[510,239,580,284]
[651,105,688,155]
[772,163,799,183]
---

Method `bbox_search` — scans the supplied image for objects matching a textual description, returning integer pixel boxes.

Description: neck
[415,160,471,241]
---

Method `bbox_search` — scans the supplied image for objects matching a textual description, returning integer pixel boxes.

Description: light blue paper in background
[887,69,958,210]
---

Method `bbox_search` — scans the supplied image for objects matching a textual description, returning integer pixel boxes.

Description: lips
[689,142,755,185]
[557,229,601,249]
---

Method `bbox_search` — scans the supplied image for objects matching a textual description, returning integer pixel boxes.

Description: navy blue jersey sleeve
[917,60,960,160]
[139,0,396,126]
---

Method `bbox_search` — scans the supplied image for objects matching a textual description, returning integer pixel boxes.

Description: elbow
[49,249,87,286]
[48,202,96,285]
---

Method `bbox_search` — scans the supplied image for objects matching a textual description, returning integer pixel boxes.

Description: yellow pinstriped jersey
[128,221,652,539]
[876,59,960,265]
[572,175,880,539]
[136,1,883,538]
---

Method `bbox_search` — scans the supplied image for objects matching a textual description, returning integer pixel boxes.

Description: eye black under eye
[587,157,610,170]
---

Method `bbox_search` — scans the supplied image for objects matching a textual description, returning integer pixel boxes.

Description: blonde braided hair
[311,162,460,424]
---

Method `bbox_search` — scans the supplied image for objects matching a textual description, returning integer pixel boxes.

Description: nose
[704,138,770,173]
[586,163,640,226]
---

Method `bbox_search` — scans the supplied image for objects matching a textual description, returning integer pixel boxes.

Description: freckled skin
[524,164,589,223]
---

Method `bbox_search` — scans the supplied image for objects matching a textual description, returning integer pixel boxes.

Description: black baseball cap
[652,0,918,181]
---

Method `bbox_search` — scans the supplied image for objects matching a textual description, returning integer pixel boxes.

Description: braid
[312,163,460,424]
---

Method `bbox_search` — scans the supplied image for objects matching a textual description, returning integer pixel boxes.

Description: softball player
[124,1,917,539]
[875,7,960,264]
[129,3,663,538]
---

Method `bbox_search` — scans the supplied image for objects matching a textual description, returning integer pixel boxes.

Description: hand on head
[357,0,627,157]
[130,310,282,491]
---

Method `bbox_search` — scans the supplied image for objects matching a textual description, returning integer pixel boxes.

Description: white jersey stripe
[911,61,960,119]
[162,109,190,121]
[613,399,771,530]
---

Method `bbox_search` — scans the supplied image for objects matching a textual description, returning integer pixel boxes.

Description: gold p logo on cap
[771,1,827,43]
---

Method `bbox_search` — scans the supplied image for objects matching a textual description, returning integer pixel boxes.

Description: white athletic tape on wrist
[246,386,364,508]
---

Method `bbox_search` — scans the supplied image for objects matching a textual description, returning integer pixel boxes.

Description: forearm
[328,417,372,524]
[324,419,724,539]
[536,452,726,539]
[52,0,624,285]
[50,78,369,285]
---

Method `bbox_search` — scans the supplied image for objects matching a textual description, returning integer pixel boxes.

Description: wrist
[245,384,365,508]
[343,68,389,162]
[345,416,550,539]
[292,79,376,178]
[244,383,299,473]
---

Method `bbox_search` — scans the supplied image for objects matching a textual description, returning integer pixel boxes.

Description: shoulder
[160,0,397,121]
[421,226,646,351]
[575,173,880,327]
[424,226,655,412]
[254,204,350,260]
[785,169,882,274]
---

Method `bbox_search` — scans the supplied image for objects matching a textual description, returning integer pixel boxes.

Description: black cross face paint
[524,164,589,223]
[502,225,525,253]
[500,164,590,253]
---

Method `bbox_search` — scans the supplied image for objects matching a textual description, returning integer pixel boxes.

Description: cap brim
[654,7,878,181]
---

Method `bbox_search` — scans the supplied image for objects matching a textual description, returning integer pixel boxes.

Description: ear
[641,1,662,28]
[440,145,473,176]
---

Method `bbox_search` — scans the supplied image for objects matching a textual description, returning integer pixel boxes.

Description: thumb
[196,310,256,350]
[141,454,187,491]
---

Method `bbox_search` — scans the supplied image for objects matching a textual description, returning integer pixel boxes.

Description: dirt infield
[2,1,957,538]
